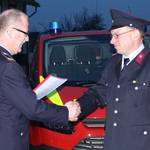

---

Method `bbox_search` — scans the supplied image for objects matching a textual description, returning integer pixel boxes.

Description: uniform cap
[110,9,150,32]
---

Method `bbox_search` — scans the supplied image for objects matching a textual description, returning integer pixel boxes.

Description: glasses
[13,28,28,36]
[111,29,134,39]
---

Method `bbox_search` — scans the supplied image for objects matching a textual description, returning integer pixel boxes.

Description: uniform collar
[0,45,12,56]
[121,44,144,69]
[135,48,150,64]
[0,46,14,61]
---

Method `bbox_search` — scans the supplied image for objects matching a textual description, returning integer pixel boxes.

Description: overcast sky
[28,0,150,32]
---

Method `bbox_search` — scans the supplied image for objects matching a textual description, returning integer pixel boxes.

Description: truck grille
[82,118,106,128]
[73,136,104,150]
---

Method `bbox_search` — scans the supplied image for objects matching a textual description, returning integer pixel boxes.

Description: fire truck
[29,23,150,150]
[29,22,114,150]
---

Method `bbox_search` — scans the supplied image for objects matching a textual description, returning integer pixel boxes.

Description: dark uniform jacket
[78,48,150,150]
[0,46,69,150]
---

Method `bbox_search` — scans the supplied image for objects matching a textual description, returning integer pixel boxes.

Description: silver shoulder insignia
[1,52,15,61]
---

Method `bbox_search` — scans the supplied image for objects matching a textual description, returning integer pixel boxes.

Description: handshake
[65,101,81,122]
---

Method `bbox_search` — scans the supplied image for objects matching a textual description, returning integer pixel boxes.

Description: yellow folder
[39,75,64,106]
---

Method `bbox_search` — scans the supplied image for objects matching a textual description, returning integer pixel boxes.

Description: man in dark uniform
[66,9,150,150]
[0,9,80,150]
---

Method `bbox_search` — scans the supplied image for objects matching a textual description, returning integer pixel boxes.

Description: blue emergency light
[49,21,62,34]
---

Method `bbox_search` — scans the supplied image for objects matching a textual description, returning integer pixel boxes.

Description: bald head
[0,9,28,32]
[0,9,29,55]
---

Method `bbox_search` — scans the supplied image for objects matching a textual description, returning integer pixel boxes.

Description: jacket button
[117,85,120,88]
[143,131,148,135]
[20,132,24,136]
[134,86,139,90]
[115,98,119,102]
[143,82,146,86]
[105,83,108,86]
[132,80,136,84]
[114,110,118,114]
[113,122,117,127]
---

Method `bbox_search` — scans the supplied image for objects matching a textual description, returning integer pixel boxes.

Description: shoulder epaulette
[0,51,15,61]
[135,50,149,65]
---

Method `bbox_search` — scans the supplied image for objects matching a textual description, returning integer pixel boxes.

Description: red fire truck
[29,24,114,150]
[29,23,150,150]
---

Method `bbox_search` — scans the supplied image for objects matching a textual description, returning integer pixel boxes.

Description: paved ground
[30,144,62,150]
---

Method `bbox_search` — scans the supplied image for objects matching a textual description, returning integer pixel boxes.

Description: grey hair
[0,9,27,31]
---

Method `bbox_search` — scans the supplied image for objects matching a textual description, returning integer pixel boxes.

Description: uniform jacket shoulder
[0,51,15,63]
[0,49,16,80]
[103,53,121,69]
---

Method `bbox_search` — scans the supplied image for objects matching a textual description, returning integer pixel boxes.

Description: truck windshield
[44,34,115,85]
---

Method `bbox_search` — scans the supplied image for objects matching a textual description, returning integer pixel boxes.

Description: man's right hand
[65,101,81,122]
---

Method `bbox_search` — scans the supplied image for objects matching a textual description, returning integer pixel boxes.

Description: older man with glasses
[0,9,80,150]
[65,9,150,150]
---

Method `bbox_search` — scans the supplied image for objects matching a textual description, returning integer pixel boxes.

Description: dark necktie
[124,58,130,66]
[122,58,130,70]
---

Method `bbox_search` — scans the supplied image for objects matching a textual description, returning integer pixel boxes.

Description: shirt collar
[121,43,144,69]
